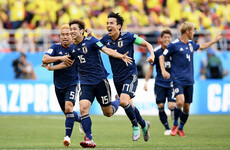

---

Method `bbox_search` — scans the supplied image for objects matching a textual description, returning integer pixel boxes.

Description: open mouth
[108,29,112,33]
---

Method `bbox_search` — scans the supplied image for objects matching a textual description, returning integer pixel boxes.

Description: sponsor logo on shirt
[180,48,184,51]
[72,49,75,53]
[59,51,63,55]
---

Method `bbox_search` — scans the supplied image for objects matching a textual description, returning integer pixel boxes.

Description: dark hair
[108,12,124,30]
[161,29,172,37]
[69,19,85,30]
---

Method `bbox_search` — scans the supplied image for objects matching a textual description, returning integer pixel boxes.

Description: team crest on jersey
[82,46,88,54]
[118,40,123,48]
[189,43,193,52]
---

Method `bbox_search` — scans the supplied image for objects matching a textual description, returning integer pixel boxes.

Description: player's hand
[146,55,155,63]
[61,55,73,66]
[122,52,133,66]
[65,59,75,67]
[41,63,52,71]
[162,70,170,79]
[215,32,222,42]
[144,82,148,91]
[85,28,92,37]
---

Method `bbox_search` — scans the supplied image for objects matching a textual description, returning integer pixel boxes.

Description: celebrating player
[144,29,176,135]
[42,24,81,147]
[100,12,155,141]
[160,22,222,137]
[46,19,132,148]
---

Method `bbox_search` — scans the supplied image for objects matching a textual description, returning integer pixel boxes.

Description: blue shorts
[114,74,138,98]
[79,79,111,107]
[173,82,193,103]
[55,84,79,112]
[154,84,176,104]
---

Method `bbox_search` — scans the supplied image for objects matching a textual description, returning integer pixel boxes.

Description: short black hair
[108,12,124,29]
[69,19,85,30]
[161,29,172,37]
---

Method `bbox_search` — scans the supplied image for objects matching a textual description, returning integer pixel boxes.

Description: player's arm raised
[134,35,155,63]
[199,32,222,50]
[101,47,133,66]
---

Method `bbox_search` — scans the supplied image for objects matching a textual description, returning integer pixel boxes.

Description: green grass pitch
[0,115,230,150]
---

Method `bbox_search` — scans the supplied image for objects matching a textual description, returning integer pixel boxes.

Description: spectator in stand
[15,21,35,53]
[9,0,26,29]
[0,21,11,52]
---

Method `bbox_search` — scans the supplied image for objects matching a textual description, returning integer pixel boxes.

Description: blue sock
[159,108,170,130]
[65,112,75,137]
[111,99,120,114]
[81,114,92,140]
[123,104,138,127]
[134,107,145,128]
[73,111,81,122]
[179,111,189,130]
[173,105,182,126]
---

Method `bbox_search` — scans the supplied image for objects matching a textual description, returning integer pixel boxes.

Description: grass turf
[0,115,230,149]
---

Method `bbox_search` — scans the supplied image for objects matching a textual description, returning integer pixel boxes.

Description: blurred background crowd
[0,0,230,53]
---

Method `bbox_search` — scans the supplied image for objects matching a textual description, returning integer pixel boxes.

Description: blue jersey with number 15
[69,36,109,85]
[163,39,200,85]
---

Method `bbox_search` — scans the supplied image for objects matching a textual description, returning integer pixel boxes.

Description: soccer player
[42,24,81,147]
[144,29,176,135]
[159,22,222,137]
[100,12,155,141]
[47,19,132,148]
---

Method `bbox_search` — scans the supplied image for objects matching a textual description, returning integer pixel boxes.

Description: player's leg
[155,85,170,135]
[114,75,141,141]
[168,87,176,120]
[171,83,185,136]
[55,87,72,147]
[79,85,96,148]
[62,85,79,147]
[97,79,120,117]
[178,85,193,137]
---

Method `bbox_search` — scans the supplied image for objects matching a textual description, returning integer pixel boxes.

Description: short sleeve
[100,36,106,45]
[192,41,200,51]
[45,44,56,56]
[92,36,104,50]
[163,43,175,57]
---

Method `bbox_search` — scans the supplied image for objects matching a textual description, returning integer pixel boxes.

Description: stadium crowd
[0,0,230,52]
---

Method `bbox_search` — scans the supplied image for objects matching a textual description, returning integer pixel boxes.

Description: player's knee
[158,103,164,109]
[183,106,190,113]
[103,111,113,117]
[65,105,73,113]
[120,100,128,107]
[80,106,88,115]
[168,104,175,110]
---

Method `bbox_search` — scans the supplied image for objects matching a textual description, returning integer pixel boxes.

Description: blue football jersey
[163,39,200,85]
[69,36,109,85]
[100,32,137,82]
[151,46,172,88]
[45,43,79,89]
